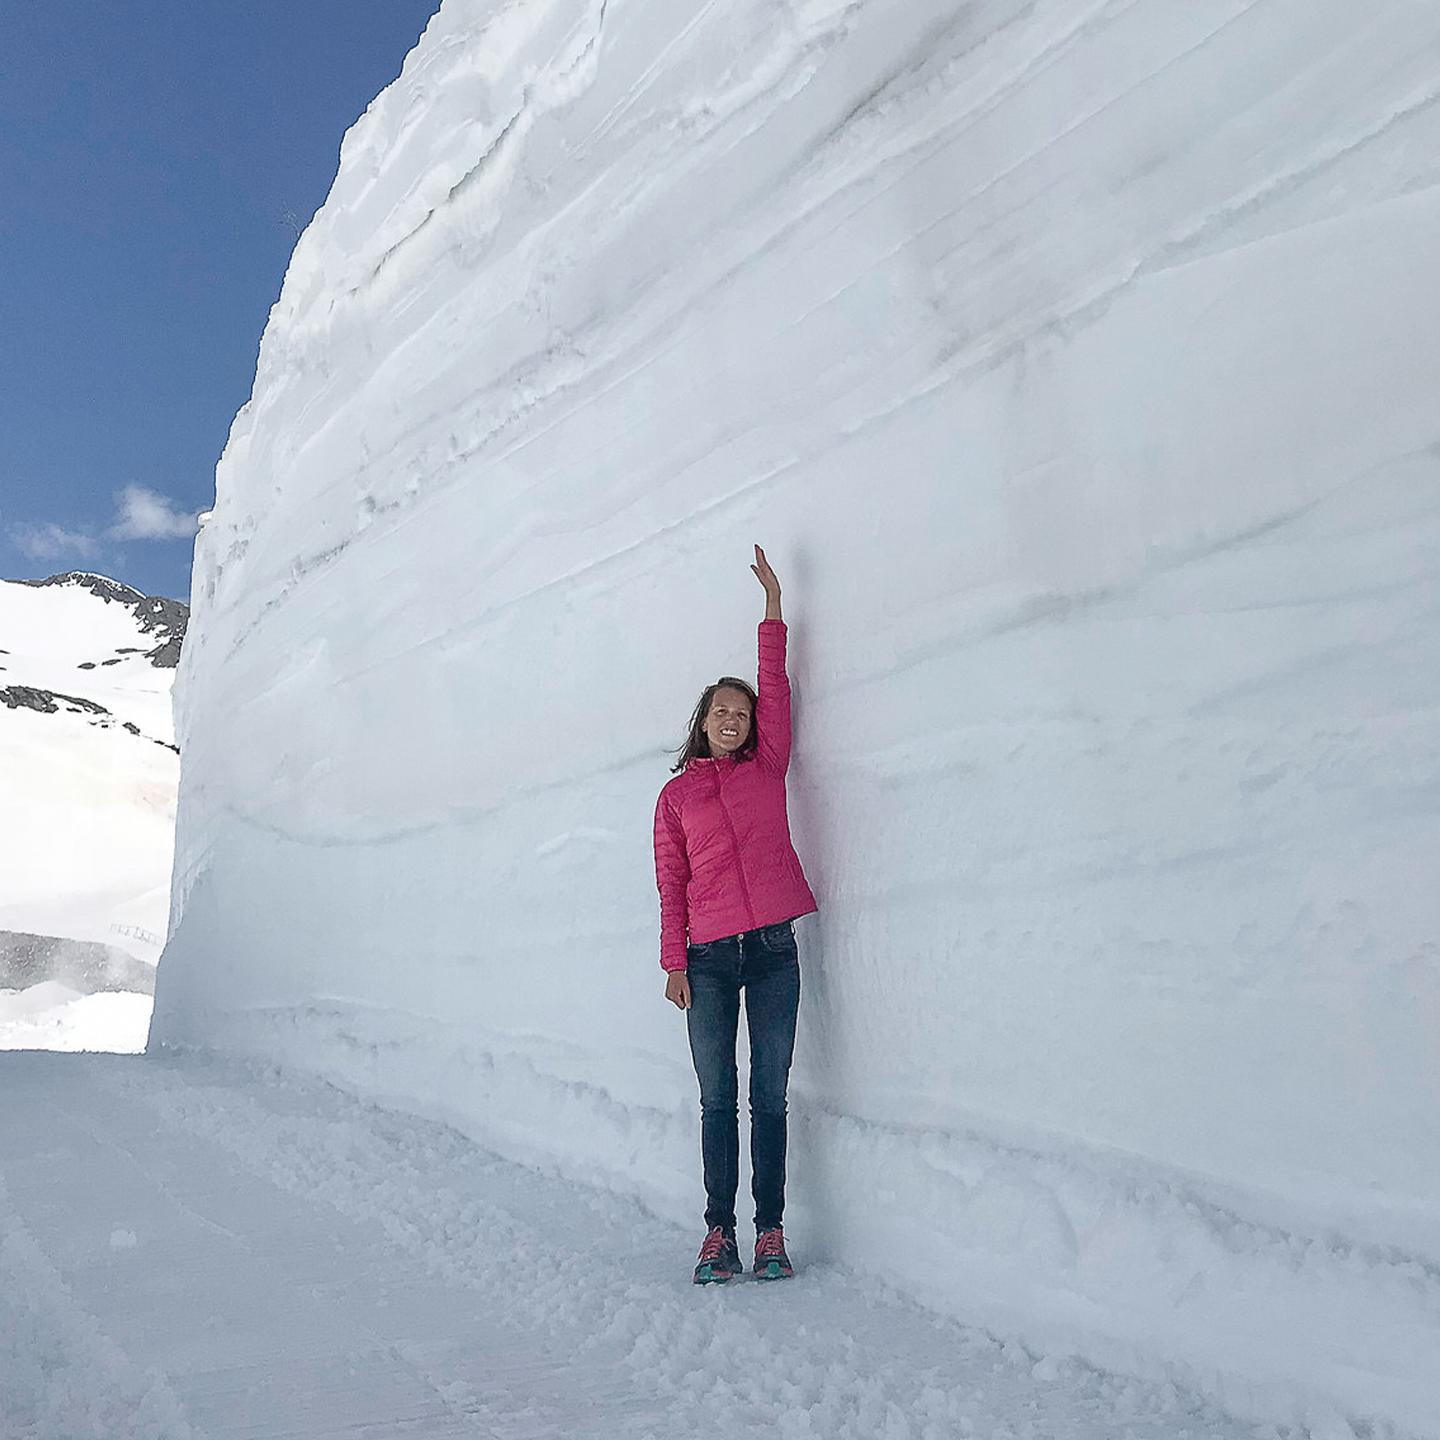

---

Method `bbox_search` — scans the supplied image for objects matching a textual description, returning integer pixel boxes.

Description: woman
[652,544,820,1284]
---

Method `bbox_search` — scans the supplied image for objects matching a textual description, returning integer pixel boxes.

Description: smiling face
[702,685,753,757]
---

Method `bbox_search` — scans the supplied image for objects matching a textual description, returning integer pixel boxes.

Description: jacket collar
[687,752,738,771]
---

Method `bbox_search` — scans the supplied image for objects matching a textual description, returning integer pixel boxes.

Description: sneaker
[753,1226,794,1280]
[693,1225,741,1284]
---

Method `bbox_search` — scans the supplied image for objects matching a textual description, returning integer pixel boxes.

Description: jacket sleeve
[755,618,792,775]
[653,786,691,972]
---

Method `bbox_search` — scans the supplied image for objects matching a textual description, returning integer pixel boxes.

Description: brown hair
[669,676,759,773]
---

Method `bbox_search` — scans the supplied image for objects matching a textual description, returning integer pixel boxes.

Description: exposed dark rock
[78,661,97,669]
[132,592,189,640]
[0,928,156,996]
[145,635,184,669]
[123,721,140,736]
[1,685,109,716]
[15,571,146,606]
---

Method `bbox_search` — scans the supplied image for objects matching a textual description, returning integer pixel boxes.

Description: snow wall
[151,2,1440,1432]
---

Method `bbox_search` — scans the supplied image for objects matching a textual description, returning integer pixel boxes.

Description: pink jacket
[653,619,819,972]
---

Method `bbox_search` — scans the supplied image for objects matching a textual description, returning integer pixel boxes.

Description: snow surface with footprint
[1,1050,1276,1440]
[129,0,1440,1433]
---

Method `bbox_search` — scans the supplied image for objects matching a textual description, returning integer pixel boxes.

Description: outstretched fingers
[751,543,780,594]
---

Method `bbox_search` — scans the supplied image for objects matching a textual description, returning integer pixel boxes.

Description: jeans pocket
[757,921,796,953]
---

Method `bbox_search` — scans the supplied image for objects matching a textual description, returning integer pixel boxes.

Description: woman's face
[703,686,752,756]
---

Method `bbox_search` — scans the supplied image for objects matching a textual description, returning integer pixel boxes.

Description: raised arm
[752,544,792,775]
[751,543,783,625]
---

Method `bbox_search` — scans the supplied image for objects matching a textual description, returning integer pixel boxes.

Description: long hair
[669,676,759,773]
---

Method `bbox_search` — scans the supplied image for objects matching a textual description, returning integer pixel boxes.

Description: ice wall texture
[153,1,1440,1430]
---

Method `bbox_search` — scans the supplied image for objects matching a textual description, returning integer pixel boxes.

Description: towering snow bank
[153,1,1440,1431]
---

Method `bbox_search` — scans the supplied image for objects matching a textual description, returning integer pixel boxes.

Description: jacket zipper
[713,762,756,932]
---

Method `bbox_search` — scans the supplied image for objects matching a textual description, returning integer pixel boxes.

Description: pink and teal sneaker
[693,1226,741,1284]
[753,1226,794,1280]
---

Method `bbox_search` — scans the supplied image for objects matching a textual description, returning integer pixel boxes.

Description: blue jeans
[684,920,800,1233]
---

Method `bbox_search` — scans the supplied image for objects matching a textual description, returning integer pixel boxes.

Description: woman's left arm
[752,545,792,773]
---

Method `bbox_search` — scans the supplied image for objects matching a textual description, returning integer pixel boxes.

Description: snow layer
[153,0,1440,1432]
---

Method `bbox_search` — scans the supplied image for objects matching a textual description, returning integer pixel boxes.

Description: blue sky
[0,1,442,601]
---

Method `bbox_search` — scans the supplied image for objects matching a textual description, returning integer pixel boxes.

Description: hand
[666,971,692,1010]
[750,544,780,599]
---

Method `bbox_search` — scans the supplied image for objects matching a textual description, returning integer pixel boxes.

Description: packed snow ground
[1,1049,1278,1440]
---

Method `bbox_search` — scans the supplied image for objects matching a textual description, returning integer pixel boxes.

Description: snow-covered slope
[1,572,184,969]
[152,1,1440,1432]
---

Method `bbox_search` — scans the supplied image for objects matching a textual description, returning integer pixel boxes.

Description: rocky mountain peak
[12,570,189,668]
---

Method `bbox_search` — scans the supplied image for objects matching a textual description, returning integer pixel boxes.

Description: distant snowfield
[151,0,1440,1434]
[0,985,152,1053]
[0,574,181,966]
[0,573,181,1051]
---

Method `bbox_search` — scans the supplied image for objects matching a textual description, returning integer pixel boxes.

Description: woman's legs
[685,941,742,1232]
[743,924,801,1232]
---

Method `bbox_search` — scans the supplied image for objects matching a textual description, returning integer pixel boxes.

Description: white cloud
[10,522,100,563]
[107,485,200,541]
[7,486,198,568]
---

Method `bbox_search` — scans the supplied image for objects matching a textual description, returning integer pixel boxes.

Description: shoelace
[698,1227,732,1262]
[755,1228,786,1258]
